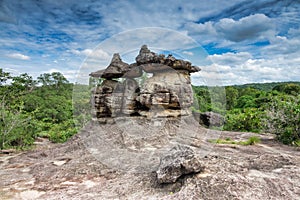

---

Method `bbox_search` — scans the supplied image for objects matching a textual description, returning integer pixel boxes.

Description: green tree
[51,72,69,89]
[37,73,52,86]
[273,83,300,96]
[238,87,260,98]
[224,108,264,133]
[0,104,35,149]
[11,73,36,95]
[225,86,238,110]
[0,68,11,85]
[236,95,257,108]
[192,86,211,112]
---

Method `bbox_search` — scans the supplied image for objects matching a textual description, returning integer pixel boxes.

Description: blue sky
[0,0,299,85]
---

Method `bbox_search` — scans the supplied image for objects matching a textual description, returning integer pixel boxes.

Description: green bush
[194,83,300,146]
[273,83,300,95]
[264,95,300,145]
[48,119,78,143]
[0,109,37,149]
[224,108,264,133]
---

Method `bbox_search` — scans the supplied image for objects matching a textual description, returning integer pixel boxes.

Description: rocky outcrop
[90,45,200,120]
[156,145,204,184]
[2,123,299,199]
[136,44,161,65]
[199,111,225,127]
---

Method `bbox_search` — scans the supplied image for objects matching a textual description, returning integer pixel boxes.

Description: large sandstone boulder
[124,63,143,78]
[92,78,140,118]
[90,56,142,79]
[156,145,204,184]
[141,63,171,73]
[136,44,162,65]
[89,54,127,79]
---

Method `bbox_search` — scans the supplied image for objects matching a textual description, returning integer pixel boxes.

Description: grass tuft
[208,136,261,146]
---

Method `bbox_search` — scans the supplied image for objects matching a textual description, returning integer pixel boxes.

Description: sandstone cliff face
[90,45,200,120]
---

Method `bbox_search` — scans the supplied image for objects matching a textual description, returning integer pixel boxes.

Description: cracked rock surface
[1,118,300,200]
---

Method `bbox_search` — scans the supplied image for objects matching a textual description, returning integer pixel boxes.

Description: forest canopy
[0,69,90,149]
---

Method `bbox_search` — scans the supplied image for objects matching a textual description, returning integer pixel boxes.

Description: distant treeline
[229,81,300,91]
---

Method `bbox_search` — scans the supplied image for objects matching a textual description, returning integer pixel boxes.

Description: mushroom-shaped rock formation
[90,45,201,121]
[89,69,105,78]
[92,79,119,118]
[121,78,140,115]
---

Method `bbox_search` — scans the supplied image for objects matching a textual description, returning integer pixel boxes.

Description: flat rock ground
[1,116,300,200]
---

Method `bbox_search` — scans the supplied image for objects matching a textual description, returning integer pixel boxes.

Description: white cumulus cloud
[6,53,30,60]
[70,48,111,60]
[208,52,252,66]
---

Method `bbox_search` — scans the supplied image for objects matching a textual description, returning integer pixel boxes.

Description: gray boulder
[92,79,119,118]
[156,145,204,184]
[199,111,225,127]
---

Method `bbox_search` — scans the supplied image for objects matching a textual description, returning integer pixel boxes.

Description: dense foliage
[0,69,89,149]
[193,82,300,146]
